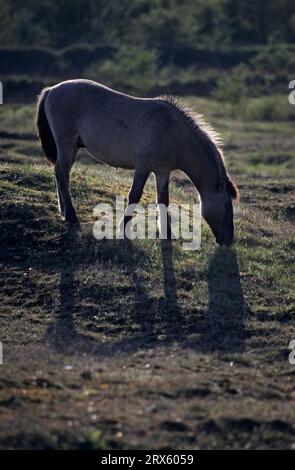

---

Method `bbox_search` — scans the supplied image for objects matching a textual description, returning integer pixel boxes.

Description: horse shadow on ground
[43,227,248,357]
[197,246,248,354]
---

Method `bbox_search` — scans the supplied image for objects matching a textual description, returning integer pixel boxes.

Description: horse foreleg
[119,167,149,237]
[155,172,171,239]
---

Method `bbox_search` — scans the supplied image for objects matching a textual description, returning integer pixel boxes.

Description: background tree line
[0,0,295,117]
[1,0,295,49]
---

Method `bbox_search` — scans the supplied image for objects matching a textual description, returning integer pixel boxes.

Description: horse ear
[226,177,239,200]
[216,177,239,200]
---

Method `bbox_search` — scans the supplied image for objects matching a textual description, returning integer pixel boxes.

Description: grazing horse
[36,79,238,245]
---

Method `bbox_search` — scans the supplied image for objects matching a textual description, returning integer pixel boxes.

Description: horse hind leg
[56,178,64,217]
[55,144,79,218]
[55,145,79,225]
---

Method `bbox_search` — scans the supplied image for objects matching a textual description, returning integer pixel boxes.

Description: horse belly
[82,127,136,169]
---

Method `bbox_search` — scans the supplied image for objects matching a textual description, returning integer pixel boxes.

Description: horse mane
[158,95,239,200]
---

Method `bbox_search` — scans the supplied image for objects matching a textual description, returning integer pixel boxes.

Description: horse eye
[216,181,226,192]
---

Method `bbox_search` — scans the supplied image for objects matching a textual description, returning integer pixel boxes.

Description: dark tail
[35,87,57,164]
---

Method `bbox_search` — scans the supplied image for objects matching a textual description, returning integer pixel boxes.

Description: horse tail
[35,87,57,164]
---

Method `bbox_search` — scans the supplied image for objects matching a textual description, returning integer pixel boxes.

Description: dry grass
[0,99,294,449]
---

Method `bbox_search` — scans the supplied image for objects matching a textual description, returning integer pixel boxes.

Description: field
[0,97,294,449]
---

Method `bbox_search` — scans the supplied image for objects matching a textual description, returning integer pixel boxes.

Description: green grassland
[0,96,294,449]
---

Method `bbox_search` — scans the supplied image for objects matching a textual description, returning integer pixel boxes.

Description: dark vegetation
[1,0,295,99]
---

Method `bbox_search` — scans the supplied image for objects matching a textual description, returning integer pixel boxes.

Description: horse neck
[181,141,220,199]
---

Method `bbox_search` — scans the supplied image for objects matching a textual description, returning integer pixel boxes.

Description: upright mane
[158,95,239,200]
